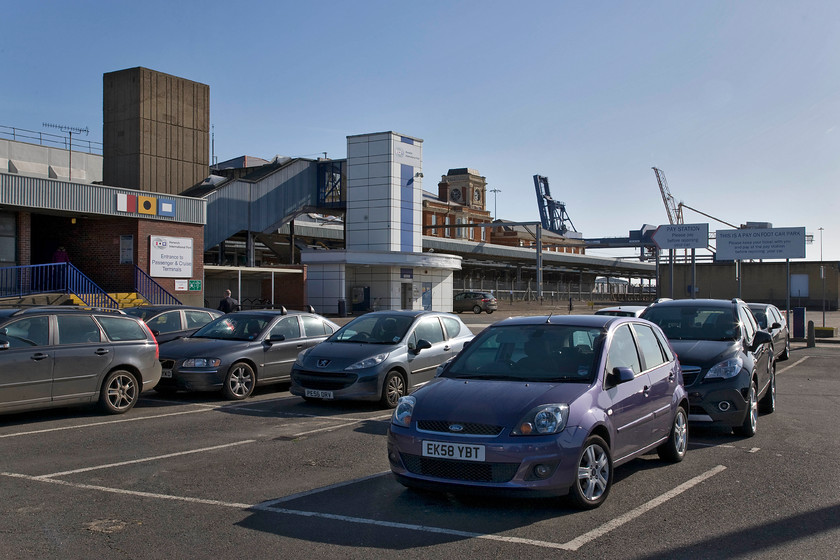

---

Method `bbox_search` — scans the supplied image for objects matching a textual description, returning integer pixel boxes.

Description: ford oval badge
[449,424,464,432]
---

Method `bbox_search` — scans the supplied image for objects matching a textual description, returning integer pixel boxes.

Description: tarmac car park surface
[1,310,839,559]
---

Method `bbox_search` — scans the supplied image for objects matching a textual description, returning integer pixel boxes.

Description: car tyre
[486,309,494,314]
[568,435,612,509]
[222,362,255,400]
[759,364,776,414]
[380,370,406,409]
[780,336,790,361]
[99,369,139,414]
[657,406,688,462]
[472,305,482,314]
[733,380,758,437]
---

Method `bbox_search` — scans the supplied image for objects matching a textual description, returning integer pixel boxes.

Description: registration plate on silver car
[161,369,172,378]
[305,389,333,399]
[422,440,485,462]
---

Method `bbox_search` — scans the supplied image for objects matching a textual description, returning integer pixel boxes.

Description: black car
[157,308,339,400]
[641,298,774,437]
[747,302,790,362]
[0,306,161,415]
[124,306,223,344]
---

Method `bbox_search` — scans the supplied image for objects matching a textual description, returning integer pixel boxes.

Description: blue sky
[3,0,838,260]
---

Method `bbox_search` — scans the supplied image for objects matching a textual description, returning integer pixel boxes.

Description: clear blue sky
[3,0,838,260]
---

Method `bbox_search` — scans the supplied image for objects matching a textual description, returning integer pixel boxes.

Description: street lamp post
[820,227,825,327]
[489,188,501,220]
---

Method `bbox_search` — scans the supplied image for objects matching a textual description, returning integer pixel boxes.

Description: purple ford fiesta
[387,314,688,509]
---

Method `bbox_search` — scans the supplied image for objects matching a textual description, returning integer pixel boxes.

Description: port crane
[533,175,577,236]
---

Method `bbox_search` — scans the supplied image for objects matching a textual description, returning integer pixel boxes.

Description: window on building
[431,214,437,236]
[0,212,15,264]
[456,218,463,238]
[445,216,451,238]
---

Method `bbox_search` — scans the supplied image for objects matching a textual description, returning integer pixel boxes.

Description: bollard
[807,320,816,348]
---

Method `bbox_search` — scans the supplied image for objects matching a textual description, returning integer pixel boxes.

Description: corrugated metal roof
[0,173,205,224]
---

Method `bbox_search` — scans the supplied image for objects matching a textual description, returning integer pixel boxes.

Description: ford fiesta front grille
[417,420,504,436]
[400,453,519,483]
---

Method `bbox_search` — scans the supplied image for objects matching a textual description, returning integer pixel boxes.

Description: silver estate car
[291,310,474,408]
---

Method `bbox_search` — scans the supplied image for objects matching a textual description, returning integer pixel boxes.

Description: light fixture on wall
[415,172,424,178]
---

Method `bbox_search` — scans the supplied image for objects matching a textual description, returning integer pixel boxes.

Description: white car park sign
[651,223,709,250]
[716,227,806,260]
[150,236,193,278]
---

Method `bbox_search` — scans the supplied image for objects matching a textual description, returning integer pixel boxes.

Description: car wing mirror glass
[268,334,286,344]
[771,322,782,329]
[0,340,8,351]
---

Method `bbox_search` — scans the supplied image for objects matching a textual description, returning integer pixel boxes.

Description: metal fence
[0,263,119,308]
[1,125,103,154]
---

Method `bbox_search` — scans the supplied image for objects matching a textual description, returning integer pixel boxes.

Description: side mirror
[751,330,773,351]
[771,322,782,330]
[0,340,9,351]
[266,333,286,344]
[413,339,433,354]
[608,366,636,387]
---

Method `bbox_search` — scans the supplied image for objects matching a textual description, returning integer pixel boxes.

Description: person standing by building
[218,289,240,313]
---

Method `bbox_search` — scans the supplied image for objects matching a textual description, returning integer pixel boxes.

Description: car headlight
[295,348,311,366]
[392,396,415,427]
[705,356,744,379]
[181,358,221,368]
[345,352,389,370]
[511,404,570,435]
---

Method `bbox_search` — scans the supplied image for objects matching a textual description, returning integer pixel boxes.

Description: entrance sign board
[716,227,806,261]
[652,223,709,250]
[150,236,193,278]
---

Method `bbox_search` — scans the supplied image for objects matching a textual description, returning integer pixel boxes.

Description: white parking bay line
[33,440,256,479]
[560,465,727,551]
[1,465,727,551]
[777,356,809,375]
[0,408,215,439]
[287,414,392,438]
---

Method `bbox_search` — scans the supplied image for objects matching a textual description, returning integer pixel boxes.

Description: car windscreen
[328,314,414,344]
[191,315,270,341]
[642,305,737,341]
[123,307,157,321]
[441,324,604,383]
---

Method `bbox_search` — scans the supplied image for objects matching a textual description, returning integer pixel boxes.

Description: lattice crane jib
[533,175,577,236]
[652,167,682,225]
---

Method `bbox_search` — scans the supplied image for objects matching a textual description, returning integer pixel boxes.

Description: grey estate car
[291,310,474,408]
[0,306,162,415]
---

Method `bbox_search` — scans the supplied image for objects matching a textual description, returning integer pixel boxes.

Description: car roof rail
[11,306,126,316]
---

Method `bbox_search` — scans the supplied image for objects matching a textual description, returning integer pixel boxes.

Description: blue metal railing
[135,266,181,305]
[0,263,119,308]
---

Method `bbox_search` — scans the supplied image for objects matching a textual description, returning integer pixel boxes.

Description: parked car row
[0,298,791,511]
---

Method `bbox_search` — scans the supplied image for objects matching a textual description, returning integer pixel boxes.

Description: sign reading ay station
[651,223,709,250]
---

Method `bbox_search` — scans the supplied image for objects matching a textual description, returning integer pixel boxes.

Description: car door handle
[444,345,451,351]
[643,385,650,396]
[95,348,110,355]
[31,353,49,361]
[669,371,676,382]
